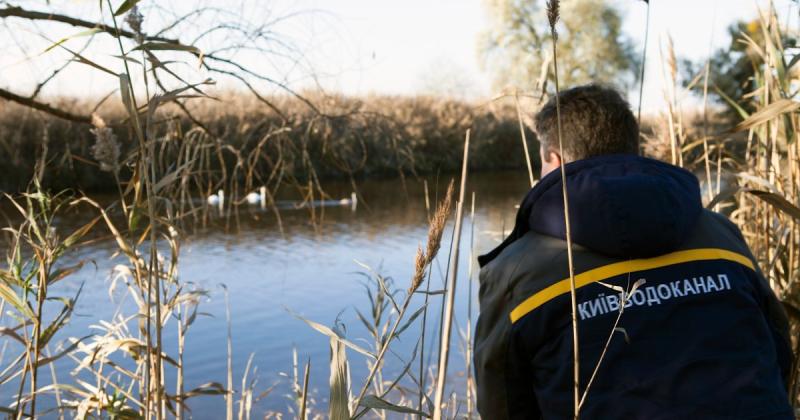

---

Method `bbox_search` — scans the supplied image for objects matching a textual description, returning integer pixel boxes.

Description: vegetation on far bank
[0,93,535,193]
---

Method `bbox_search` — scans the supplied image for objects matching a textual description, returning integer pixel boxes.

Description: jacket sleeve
[474,264,542,420]
[751,267,792,385]
[712,212,792,385]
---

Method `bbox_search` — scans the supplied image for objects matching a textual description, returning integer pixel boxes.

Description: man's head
[535,84,639,177]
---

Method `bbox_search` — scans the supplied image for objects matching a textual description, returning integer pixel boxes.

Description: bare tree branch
[202,65,287,120]
[204,54,319,114]
[0,5,176,43]
[0,4,321,121]
[0,87,91,123]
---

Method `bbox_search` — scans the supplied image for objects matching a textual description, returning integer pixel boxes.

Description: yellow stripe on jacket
[509,248,755,324]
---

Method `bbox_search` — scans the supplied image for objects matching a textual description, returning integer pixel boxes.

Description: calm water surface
[1,171,531,418]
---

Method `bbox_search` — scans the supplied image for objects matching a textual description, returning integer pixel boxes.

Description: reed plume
[89,115,120,174]
[547,0,560,36]
[410,180,455,293]
[123,5,144,46]
[410,247,427,296]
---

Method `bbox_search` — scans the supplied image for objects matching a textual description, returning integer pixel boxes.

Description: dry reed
[546,1,581,418]
[432,130,470,420]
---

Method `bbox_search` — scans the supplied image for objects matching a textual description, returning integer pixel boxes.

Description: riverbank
[0,93,537,192]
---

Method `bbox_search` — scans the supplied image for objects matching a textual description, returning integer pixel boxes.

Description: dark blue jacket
[474,155,793,419]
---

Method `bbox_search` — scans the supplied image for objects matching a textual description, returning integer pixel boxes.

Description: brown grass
[0,92,534,194]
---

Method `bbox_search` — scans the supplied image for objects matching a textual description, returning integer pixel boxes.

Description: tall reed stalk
[515,94,536,187]
[432,130,470,420]
[104,3,164,417]
[546,1,580,418]
[465,191,477,419]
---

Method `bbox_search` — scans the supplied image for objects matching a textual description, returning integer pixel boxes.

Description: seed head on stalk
[547,0,560,39]
[410,247,427,294]
[425,181,454,260]
[125,6,144,43]
[409,180,454,294]
[89,114,120,174]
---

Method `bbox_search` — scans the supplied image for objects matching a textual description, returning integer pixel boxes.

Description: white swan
[207,189,224,207]
[339,192,358,211]
[245,186,267,206]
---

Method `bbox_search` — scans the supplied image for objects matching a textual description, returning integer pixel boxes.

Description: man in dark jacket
[474,84,793,419]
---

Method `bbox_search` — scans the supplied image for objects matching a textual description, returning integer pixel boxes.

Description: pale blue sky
[0,0,796,112]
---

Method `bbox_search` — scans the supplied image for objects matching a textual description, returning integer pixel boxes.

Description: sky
[0,0,797,113]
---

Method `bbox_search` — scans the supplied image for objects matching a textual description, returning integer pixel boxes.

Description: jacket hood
[478,155,702,267]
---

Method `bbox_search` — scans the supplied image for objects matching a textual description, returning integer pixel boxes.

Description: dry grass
[0,93,533,194]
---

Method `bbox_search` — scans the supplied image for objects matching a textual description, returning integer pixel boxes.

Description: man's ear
[546,150,562,166]
[539,146,562,177]
[539,146,561,164]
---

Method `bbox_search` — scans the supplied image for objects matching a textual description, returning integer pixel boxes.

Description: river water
[1,170,532,418]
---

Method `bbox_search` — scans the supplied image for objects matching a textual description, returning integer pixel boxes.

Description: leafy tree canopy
[479,0,641,94]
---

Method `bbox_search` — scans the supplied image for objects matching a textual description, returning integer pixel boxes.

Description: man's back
[475,155,793,419]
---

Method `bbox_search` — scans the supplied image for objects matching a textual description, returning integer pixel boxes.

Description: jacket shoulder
[479,231,565,295]
[686,209,751,254]
[479,231,617,310]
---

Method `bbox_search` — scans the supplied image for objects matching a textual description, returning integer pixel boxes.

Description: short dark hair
[534,84,639,161]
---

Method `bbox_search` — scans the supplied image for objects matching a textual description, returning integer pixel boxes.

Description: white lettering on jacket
[578,274,732,321]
